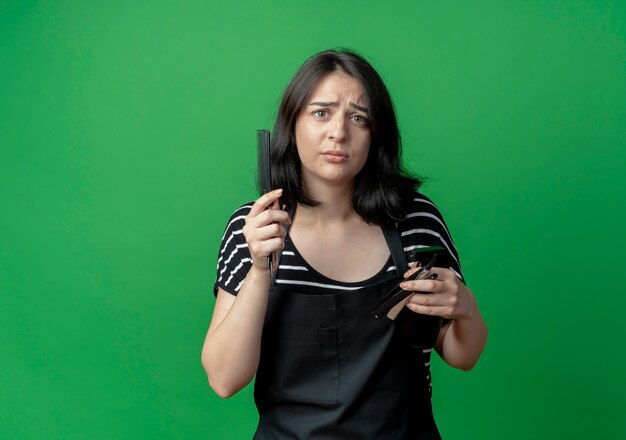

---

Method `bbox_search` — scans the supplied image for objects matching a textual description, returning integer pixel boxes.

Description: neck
[298,180,356,224]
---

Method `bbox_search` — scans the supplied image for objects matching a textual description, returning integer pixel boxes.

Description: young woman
[202,49,487,439]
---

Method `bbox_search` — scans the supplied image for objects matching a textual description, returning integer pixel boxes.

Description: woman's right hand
[242,189,291,270]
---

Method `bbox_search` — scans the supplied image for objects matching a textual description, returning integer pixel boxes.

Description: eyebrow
[309,101,369,113]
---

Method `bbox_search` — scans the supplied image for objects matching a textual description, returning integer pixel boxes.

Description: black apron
[253,223,442,439]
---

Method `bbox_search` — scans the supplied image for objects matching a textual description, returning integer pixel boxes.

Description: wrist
[248,264,272,283]
[236,264,272,301]
[458,287,477,321]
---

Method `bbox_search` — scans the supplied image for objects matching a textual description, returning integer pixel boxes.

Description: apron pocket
[269,325,340,403]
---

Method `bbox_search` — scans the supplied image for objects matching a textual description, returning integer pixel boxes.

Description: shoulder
[399,190,449,227]
[398,190,463,275]
[223,202,254,225]
[218,202,254,247]
[217,202,255,262]
[220,202,254,238]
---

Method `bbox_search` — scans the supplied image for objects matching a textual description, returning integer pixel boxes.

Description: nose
[328,116,347,143]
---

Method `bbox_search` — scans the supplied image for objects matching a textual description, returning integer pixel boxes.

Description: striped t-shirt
[214,192,464,296]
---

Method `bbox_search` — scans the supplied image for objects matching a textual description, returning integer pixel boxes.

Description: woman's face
[294,71,371,191]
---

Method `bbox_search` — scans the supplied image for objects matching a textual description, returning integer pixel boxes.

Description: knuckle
[450,283,459,295]
[253,199,265,212]
[424,281,436,292]
[242,227,252,240]
[248,242,259,255]
[265,192,278,205]
[258,210,269,223]
[271,238,283,252]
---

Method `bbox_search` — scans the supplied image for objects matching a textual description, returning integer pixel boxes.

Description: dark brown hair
[271,49,422,225]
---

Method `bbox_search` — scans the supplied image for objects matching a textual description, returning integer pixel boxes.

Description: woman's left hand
[400,266,476,320]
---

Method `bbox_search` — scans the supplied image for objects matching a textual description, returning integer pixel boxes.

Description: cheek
[295,125,319,157]
[294,133,312,163]
[294,120,311,149]
[358,148,370,170]
[358,136,372,164]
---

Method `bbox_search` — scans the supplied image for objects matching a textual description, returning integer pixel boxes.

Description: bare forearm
[439,291,488,371]
[202,267,271,397]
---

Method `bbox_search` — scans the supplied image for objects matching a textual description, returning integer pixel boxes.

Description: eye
[313,110,328,118]
[351,114,369,126]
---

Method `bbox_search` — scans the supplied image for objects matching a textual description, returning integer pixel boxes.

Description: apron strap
[382,225,408,275]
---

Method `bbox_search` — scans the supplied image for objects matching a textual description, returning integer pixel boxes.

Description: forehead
[308,72,366,103]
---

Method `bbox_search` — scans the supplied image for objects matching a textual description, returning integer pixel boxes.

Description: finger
[399,278,442,293]
[259,222,288,240]
[247,223,287,245]
[406,292,445,307]
[408,288,461,316]
[429,267,457,280]
[252,209,291,228]
[248,189,283,217]
[249,237,285,261]
[244,210,291,236]
[405,293,449,310]
[405,302,450,317]
[403,265,422,279]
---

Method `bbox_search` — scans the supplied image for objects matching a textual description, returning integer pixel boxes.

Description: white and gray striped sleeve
[213,204,253,296]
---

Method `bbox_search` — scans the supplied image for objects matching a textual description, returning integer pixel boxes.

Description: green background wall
[1,1,624,438]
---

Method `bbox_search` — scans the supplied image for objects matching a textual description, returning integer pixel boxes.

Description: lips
[322,150,348,157]
[322,150,349,163]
